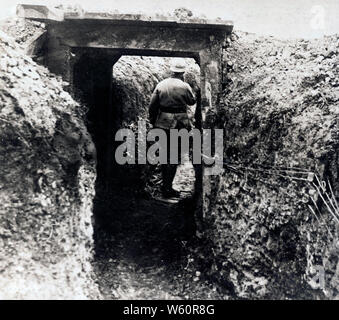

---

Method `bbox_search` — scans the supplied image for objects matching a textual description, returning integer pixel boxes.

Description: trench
[73,53,225,299]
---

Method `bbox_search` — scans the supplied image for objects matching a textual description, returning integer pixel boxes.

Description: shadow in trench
[93,162,199,267]
[91,160,203,299]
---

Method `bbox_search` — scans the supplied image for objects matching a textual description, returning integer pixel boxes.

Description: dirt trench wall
[204,32,339,299]
[0,31,99,299]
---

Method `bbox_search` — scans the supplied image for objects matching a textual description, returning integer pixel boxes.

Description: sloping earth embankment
[203,31,339,299]
[0,28,99,299]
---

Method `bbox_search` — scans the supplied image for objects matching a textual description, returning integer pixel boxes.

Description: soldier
[149,58,198,198]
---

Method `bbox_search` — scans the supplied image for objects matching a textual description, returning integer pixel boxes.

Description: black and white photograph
[0,0,338,307]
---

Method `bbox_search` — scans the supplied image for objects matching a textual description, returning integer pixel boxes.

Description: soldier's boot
[161,164,180,198]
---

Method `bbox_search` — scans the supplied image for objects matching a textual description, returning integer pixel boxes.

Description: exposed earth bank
[205,31,339,299]
[0,28,99,298]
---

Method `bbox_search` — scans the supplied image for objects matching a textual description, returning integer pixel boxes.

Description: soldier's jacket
[149,77,196,129]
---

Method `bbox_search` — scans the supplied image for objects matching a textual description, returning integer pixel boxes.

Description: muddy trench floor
[92,162,229,300]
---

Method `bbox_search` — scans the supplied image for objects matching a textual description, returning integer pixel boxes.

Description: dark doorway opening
[72,50,224,299]
[73,52,202,262]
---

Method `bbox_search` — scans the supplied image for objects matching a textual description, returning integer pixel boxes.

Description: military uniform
[149,76,196,196]
[149,77,196,129]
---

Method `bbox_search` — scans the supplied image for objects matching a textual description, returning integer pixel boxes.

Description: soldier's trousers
[159,124,200,192]
[161,129,178,191]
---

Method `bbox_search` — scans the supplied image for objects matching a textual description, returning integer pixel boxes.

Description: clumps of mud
[205,31,339,299]
[0,29,99,299]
